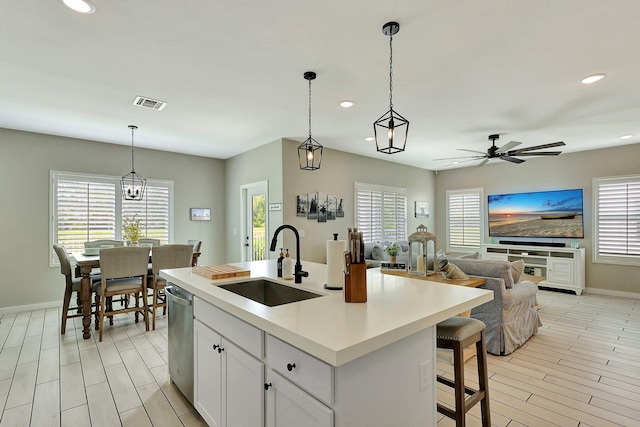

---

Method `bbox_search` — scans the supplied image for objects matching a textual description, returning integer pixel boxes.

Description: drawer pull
[264,383,272,391]
[287,363,296,372]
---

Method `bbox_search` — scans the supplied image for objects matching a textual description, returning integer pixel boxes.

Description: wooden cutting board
[192,264,251,280]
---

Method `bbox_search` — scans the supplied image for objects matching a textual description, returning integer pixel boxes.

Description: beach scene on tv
[488,189,584,238]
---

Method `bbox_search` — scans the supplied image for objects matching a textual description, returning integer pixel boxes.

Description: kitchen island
[162,260,493,427]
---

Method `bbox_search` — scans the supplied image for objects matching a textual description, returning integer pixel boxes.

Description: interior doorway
[241,181,268,262]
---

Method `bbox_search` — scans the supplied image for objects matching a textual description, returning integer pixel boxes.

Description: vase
[390,255,397,263]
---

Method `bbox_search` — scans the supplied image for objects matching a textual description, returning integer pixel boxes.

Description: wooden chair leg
[151,287,157,330]
[61,286,72,334]
[142,291,149,331]
[99,293,106,342]
[94,294,100,330]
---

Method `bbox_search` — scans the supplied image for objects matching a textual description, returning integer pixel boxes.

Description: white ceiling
[2,1,639,170]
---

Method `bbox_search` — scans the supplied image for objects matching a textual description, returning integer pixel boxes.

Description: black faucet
[270,225,308,284]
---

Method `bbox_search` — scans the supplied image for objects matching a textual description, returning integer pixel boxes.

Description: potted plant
[385,243,400,263]
[123,215,143,246]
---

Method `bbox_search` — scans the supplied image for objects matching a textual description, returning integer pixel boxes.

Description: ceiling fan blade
[457,148,487,155]
[497,141,521,153]
[501,155,525,164]
[439,157,487,168]
[511,141,565,152]
[508,151,563,157]
[434,155,486,161]
[477,158,490,167]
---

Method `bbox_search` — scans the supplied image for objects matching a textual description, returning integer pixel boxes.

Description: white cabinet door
[225,338,264,427]
[266,370,333,427]
[194,320,223,427]
[484,253,508,261]
[548,258,574,284]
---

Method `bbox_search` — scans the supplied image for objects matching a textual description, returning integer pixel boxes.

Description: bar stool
[436,316,491,427]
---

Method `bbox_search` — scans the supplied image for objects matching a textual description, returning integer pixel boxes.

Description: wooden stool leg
[476,331,491,427]
[452,340,466,427]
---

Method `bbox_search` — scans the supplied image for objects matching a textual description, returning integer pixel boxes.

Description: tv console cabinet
[482,244,585,295]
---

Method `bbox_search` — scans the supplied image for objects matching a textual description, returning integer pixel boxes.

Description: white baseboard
[585,287,640,300]
[0,300,62,316]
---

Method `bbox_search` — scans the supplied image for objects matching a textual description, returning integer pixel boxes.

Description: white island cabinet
[161,260,493,427]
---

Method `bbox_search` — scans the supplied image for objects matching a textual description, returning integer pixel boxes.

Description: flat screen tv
[488,189,584,238]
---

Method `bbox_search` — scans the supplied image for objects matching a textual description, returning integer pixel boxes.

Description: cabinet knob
[287,363,296,372]
[264,383,272,391]
[212,344,219,351]
[217,346,224,353]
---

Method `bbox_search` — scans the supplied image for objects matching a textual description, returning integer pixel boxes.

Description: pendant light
[120,125,147,201]
[374,21,409,154]
[298,71,323,171]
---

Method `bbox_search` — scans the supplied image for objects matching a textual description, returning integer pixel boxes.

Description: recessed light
[619,134,634,140]
[339,100,355,108]
[581,74,605,84]
[62,0,96,14]
[364,136,374,142]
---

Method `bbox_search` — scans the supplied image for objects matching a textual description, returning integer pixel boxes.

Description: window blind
[51,171,173,264]
[594,176,640,264]
[447,189,482,249]
[355,183,406,243]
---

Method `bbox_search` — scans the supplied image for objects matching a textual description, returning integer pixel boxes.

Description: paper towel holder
[324,233,344,290]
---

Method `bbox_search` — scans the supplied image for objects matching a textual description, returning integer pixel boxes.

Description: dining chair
[53,244,99,334]
[188,239,202,266]
[139,238,161,247]
[95,246,151,341]
[84,239,124,248]
[148,244,193,330]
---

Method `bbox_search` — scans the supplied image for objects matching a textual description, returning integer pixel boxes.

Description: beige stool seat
[437,316,491,427]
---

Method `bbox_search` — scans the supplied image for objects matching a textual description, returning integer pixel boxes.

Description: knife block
[344,262,367,303]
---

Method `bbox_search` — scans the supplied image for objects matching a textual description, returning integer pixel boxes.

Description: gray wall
[434,142,640,294]
[0,128,225,309]
[224,139,284,263]
[282,139,436,263]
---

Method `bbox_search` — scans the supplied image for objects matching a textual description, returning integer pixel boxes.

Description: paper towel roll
[326,239,347,289]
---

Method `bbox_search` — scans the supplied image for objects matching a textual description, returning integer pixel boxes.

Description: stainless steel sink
[218,279,324,307]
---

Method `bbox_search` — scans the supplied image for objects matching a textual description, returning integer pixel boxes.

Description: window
[51,171,173,264]
[593,175,640,266]
[355,182,407,243]
[446,188,483,250]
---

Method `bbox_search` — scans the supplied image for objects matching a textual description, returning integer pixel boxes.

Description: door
[225,338,264,427]
[194,321,223,427]
[242,181,268,262]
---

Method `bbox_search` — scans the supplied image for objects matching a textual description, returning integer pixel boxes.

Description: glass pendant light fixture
[120,125,147,201]
[298,71,323,171]
[374,21,409,154]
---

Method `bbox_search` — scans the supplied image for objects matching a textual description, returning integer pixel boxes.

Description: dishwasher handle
[166,286,192,306]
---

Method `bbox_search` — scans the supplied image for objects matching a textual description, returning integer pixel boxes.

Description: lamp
[408,224,436,276]
[374,21,409,155]
[120,125,147,201]
[298,71,323,171]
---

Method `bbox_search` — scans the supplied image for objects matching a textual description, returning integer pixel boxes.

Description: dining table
[72,247,200,339]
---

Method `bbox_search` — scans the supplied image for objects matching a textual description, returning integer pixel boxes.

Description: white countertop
[161,260,493,366]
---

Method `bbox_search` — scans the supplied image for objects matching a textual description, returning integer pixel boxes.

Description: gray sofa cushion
[371,243,385,260]
[451,258,515,289]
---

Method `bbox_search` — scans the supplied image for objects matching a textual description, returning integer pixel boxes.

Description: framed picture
[415,201,429,218]
[190,208,211,221]
[296,195,308,217]
[307,193,318,220]
[336,197,345,218]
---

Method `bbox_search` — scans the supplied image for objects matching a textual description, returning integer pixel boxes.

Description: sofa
[448,257,541,355]
[364,241,410,268]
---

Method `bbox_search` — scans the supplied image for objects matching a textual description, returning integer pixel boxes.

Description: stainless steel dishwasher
[166,284,194,404]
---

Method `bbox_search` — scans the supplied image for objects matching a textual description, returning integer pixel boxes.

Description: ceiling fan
[436,134,566,167]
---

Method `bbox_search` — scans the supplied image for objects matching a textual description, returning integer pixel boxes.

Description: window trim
[354,182,407,243]
[50,170,174,266]
[446,187,484,252]
[593,175,640,266]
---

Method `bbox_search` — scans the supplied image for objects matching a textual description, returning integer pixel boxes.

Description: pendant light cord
[130,125,137,173]
[308,78,313,138]
[389,32,393,110]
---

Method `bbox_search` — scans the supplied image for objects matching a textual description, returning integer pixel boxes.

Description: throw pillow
[372,243,385,261]
[510,259,525,283]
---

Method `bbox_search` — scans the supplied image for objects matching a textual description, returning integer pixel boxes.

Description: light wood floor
[437,290,640,427]
[1,289,639,426]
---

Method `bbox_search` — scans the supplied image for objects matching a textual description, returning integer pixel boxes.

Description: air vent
[133,96,167,111]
